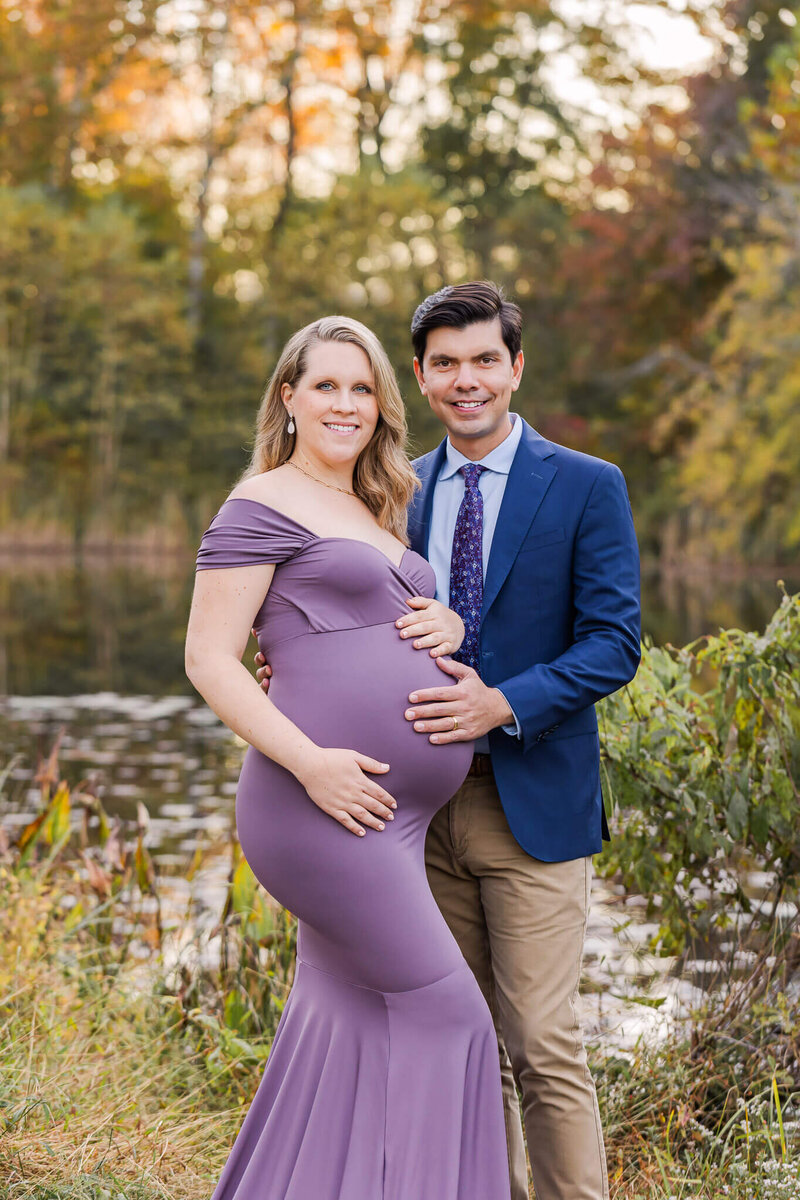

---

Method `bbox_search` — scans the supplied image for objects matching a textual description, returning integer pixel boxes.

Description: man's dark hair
[410,281,522,363]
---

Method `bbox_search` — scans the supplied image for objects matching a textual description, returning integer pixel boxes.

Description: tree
[0,0,161,192]
[0,186,190,542]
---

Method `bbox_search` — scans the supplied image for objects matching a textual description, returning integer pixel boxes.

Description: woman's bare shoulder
[226,467,296,506]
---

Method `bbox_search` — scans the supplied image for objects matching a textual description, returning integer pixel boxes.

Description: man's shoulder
[410,423,627,486]
[537,434,626,487]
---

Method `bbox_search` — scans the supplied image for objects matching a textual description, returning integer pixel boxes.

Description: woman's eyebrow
[308,375,375,386]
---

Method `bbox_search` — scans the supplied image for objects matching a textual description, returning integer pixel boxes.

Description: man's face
[413,317,524,456]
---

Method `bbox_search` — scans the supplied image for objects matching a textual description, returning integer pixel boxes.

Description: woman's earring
[287,413,295,434]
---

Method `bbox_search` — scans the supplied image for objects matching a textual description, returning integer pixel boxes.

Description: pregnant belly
[262,622,472,808]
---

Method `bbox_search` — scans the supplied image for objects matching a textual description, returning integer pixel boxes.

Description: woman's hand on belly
[395,596,465,657]
[295,747,398,838]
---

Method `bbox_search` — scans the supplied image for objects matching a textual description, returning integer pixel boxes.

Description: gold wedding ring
[452,716,459,732]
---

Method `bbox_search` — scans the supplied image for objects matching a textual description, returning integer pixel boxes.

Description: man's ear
[413,356,427,395]
[511,350,524,391]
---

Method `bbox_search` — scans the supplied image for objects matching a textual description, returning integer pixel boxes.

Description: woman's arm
[185,565,397,836]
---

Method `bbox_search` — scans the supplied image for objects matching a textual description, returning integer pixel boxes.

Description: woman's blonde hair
[238,316,420,542]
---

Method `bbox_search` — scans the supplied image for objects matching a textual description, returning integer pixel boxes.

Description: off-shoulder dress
[195,497,511,1200]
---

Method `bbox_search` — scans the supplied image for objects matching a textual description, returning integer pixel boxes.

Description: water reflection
[0,554,196,697]
[0,554,797,696]
[0,693,239,864]
[641,566,799,647]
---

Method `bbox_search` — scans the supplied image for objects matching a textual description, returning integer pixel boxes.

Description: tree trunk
[270,14,303,241]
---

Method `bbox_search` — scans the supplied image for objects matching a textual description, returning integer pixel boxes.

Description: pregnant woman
[185,316,511,1200]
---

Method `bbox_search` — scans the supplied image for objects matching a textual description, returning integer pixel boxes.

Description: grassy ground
[1,771,798,1199]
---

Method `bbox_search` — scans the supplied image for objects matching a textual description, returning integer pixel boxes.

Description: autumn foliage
[1,0,799,564]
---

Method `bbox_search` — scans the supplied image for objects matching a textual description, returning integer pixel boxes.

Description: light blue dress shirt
[427,413,523,751]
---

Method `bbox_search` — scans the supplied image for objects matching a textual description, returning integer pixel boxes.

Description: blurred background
[2,0,800,700]
[2,9,800,1193]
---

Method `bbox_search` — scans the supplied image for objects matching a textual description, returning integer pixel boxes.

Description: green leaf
[231,857,257,916]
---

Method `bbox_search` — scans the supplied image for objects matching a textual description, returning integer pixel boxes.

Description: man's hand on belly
[404,658,514,743]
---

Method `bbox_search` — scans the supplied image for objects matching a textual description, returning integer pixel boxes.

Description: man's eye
[481,357,497,364]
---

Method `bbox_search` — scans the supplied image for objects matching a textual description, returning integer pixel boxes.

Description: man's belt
[467,752,493,778]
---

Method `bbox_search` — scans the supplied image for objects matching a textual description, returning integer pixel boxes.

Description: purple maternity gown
[195,497,511,1200]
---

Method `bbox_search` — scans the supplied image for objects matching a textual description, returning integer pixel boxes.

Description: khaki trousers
[424,772,608,1200]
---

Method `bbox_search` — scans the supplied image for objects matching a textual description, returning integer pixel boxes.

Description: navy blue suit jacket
[409,418,641,862]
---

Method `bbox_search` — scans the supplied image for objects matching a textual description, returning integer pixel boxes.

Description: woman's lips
[323,422,360,434]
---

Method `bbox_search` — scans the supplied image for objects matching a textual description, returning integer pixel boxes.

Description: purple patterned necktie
[450,464,486,671]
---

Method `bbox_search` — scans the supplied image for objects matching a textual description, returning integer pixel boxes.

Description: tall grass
[1,866,242,1197]
[595,960,800,1198]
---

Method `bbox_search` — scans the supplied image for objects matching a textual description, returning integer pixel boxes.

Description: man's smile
[450,398,492,413]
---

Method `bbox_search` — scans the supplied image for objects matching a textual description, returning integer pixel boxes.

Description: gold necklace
[287,459,357,497]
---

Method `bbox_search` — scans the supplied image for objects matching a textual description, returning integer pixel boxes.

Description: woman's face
[282,340,380,470]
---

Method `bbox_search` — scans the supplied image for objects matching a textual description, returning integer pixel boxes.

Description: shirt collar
[439,412,523,481]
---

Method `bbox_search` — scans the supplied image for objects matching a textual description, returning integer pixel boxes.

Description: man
[258,281,641,1199]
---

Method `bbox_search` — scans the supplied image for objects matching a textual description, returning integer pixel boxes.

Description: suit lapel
[410,439,447,558]
[481,421,557,619]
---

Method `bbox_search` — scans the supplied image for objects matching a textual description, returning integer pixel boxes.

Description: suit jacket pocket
[516,526,566,556]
